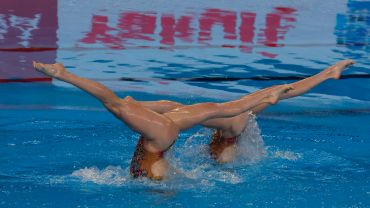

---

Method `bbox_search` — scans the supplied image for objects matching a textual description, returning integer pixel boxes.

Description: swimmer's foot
[33,61,66,78]
[325,59,355,80]
[266,84,294,104]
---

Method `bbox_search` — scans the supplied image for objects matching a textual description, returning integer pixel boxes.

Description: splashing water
[270,149,302,161]
[235,113,267,164]
[71,113,272,186]
[71,166,127,185]
[166,112,267,184]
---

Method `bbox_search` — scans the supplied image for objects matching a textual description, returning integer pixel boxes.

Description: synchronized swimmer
[33,59,354,180]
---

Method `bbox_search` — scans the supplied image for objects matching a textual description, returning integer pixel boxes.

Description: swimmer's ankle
[53,63,67,79]
[266,94,279,105]
[325,59,355,80]
[265,84,293,105]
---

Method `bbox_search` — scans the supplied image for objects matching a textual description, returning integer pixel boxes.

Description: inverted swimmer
[33,59,354,180]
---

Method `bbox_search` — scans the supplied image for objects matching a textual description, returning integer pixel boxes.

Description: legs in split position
[33,59,354,178]
[33,59,354,145]
[33,61,292,151]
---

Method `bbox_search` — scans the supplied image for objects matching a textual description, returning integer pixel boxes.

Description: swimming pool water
[1,0,369,207]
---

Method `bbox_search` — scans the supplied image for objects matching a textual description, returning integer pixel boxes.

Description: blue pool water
[1,0,370,207]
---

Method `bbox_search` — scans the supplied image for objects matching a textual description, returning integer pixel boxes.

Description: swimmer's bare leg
[136,100,248,138]
[33,62,181,150]
[199,59,356,139]
[163,84,293,131]
[135,89,280,137]
[33,61,123,112]
[138,100,183,114]
[240,59,356,116]
[125,85,292,135]
[279,59,355,100]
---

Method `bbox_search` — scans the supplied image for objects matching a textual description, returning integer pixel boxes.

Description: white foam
[271,150,302,161]
[22,140,41,145]
[71,166,127,185]
[170,163,244,185]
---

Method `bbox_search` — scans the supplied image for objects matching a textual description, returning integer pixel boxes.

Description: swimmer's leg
[33,62,180,150]
[136,100,247,138]
[201,112,250,137]
[163,84,293,131]
[33,61,122,109]
[247,59,356,114]
[279,59,355,100]
[133,85,293,132]
[136,100,248,138]
[137,100,183,114]
[202,59,355,137]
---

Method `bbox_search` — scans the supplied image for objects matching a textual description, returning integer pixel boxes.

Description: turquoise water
[1,0,370,207]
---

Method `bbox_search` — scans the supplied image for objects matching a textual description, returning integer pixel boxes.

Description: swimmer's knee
[152,119,179,146]
[115,96,136,109]
[103,96,133,115]
[163,119,179,140]
[151,159,168,179]
[217,146,237,163]
[230,113,249,135]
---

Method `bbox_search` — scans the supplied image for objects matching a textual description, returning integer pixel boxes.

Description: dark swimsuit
[130,136,169,180]
[209,129,238,161]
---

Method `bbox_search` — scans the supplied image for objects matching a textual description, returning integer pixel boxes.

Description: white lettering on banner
[9,13,41,47]
[0,14,8,39]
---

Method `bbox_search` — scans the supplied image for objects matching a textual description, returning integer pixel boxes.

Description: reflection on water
[78,7,297,54]
[335,0,370,65]
[1,0,369,92]
[0,1,300,82]
[335,0,370,49]
[0,0,57,82]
